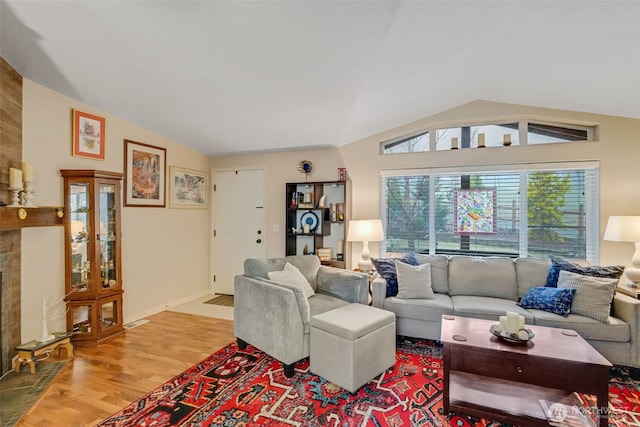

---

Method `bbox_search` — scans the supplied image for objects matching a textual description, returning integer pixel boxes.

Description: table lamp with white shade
[604,216,640,285]
[347,219,384,273]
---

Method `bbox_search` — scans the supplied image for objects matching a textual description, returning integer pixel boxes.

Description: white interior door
[212,169,265,295]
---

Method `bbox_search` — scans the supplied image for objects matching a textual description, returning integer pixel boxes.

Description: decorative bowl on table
[490,324,535,343]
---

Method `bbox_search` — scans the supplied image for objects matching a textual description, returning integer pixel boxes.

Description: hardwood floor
[17,311,236,427]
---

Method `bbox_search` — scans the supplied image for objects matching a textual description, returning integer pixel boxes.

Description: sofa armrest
[371,277,387,308]
[316,266,368,304]
[613,292,640,362]
[233,275,310,364]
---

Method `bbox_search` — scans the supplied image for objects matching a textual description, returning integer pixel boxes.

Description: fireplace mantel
[0,206,64,230]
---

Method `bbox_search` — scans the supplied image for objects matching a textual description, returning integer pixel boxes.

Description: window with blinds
[381,163,599,262]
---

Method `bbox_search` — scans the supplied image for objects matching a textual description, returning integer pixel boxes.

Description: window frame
[380,119,596,154]
[380,161,600,263]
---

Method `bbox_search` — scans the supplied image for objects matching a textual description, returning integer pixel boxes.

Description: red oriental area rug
[98,337,640,426]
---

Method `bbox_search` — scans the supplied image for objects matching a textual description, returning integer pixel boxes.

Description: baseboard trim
[124,289,211,325]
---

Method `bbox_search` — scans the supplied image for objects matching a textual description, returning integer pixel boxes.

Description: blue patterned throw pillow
[545,256,623,287]
[372,252,418,297]
[518,286,576,316]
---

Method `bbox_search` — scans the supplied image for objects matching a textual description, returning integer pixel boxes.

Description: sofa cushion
[372,253,418,297]
[451,295,533,321]
[415,254,449,294]
[531,310,630,342]
[515,257,551,299]
[448,256,518,301]
[384,293,453,322]
[557,270,618,323]
[517,286,576,316]
[268,262,315,298]
[396,260,435,299]
[545,256,624,287]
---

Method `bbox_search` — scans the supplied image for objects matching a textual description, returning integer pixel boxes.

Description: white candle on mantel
[478,133,485,147]
[22,162,34,182]
[9,168,23,190]
[451,137,458,149]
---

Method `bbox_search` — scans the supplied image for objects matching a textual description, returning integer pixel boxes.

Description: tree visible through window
[383,165,597,261]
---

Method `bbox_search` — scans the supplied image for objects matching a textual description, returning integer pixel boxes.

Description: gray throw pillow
[557,270,618,323]
[395,260,435,299]
[268,262,315,298]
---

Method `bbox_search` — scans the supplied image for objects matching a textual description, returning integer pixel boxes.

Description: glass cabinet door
[99,183,118,290]
[63,169,124,346]
[69,182,92,294]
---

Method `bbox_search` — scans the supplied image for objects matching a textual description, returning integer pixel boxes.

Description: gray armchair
[234,255,368,377]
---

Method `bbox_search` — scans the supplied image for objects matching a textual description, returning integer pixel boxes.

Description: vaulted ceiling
[1,1,638,156]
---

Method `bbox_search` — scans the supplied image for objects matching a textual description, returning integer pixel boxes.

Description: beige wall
[20,80,212,341]
[20,82,640,341]
[210,148,347,259]
[214,100,640,271]
[344,101,640,266]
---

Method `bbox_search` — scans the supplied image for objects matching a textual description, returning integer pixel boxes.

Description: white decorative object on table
[604,216,640,285]
[499,315,507,331]
[505,311,520,333]
[490,324,535,343]
[347,219,384,273]
[492,311,530,343]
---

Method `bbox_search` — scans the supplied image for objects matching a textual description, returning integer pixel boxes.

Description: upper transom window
[381,120,595,154]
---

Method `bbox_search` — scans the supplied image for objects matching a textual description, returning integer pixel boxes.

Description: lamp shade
[347,219,384,242]
[604,216,640,243]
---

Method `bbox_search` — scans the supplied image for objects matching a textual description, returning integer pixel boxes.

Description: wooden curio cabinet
[61,170,124,346]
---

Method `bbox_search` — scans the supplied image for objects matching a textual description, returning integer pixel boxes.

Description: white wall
[20,80,212,341]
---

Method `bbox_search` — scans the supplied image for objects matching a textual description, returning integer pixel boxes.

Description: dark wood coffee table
[441,315,611,427]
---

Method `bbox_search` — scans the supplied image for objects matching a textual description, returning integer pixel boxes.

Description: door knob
[256,239,262,244]
[257,230,262,235]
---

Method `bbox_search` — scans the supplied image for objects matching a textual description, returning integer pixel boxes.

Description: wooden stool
[15,334,74,374]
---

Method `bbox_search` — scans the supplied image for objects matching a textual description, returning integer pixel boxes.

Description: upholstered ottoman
[310,303,396,392]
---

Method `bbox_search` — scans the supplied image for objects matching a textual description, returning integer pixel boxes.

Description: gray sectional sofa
[371,254,640,369]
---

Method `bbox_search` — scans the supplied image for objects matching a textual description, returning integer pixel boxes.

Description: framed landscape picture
[169,166,208,209]
[124,139,166,207]
[72,109,105,160]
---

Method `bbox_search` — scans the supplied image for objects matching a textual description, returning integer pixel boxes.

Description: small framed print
[124,139,166,207]
[72,109,106,160]
[169,166,208,209]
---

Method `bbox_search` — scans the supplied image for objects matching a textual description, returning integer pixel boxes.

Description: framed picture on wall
[169,166,208,209]
[453,188,497,235]
[72,109,105,160]
[123,139,166,207]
